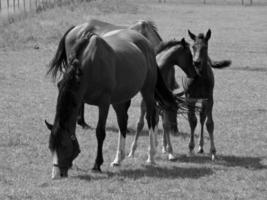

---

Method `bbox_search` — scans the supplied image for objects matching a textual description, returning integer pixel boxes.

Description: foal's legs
[128,100,146,157]
[188,104,197,154]
[198,103,207,154]
[206,100,216,160]
[111,101,131,166]
[92,103,110,172]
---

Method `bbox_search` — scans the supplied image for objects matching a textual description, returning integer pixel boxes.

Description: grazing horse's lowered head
[45,58,84,179]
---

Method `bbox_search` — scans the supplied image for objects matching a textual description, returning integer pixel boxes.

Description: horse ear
[45,120,53,131]
[205,29,211,41]
[181,38,186,47]
[188,30,196,41]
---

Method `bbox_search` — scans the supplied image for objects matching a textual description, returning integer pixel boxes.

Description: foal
[128,38,197,161]
[185,29,231,160]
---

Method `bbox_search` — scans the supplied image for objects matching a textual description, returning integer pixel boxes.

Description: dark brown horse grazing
[128,38,197,161]
[45,29,185,179]
[185,29,231,160]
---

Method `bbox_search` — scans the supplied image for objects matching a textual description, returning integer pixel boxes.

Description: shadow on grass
[76,165,213,181]
[177,154,267,170]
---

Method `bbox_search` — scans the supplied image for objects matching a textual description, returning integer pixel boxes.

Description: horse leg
[92,103,110,172]
[206,101,216,160]
[198,104,207,154]
[163,123,176,161]
[111,100,131,166]
[128,99,146,157]
[188,104,197,154]
[77,103,91,129]
[143,95,157,164]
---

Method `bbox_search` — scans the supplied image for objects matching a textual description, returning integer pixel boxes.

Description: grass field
[0,0,267,199]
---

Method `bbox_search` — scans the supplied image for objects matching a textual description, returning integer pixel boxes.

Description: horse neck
[156,47,175,71]
[55,87,81,133]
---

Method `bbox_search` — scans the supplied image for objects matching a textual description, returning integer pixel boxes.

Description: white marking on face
[51,151,60,179]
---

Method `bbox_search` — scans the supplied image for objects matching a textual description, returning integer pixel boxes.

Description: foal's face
[188,29,211,73]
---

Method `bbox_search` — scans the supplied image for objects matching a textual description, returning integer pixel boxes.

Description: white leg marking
[52,151,60,180]
[128,139,137,158]
[111,132,125,167]
[154,125,159,147]
[167,130,176,161]
[146,128,156,164]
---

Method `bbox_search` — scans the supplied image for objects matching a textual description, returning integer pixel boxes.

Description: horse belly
[111,59,147,103]
[111,51,148,103]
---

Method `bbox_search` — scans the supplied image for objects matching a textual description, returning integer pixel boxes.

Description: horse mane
[136,19,163,41]
[156,39,188,54]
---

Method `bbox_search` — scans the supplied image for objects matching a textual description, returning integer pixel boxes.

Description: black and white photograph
[0,0,266,199]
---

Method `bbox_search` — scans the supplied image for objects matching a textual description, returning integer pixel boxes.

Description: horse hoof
[146,159,156,165]
[168,153,176,161]
[198,149,204,154]
[91,167,102,173]
[110,161,120,167]
[162,148,167,154]
[128,152,134,158]
[211,154,216,161]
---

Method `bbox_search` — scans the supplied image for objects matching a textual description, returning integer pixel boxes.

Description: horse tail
[211,59,232,69]
[154,67,178,110]
[155,67,201,113]
[47,26,75,81]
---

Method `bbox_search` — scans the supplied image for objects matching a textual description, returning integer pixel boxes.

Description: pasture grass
[0,0,267,199]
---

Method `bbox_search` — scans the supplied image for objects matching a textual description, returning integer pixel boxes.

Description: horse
[128,38,197,161]
[45,29,188,179]
[49,19,175,129]
[184,29,231,160]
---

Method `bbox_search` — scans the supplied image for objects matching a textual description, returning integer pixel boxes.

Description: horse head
[188,29,211,74]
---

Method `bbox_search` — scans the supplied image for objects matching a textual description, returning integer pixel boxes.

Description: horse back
[76,35,117,104]
[103,29,157,102]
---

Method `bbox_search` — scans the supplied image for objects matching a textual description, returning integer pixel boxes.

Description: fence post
[7,0,10,11]
[23,0,25,13]
[13,0,15,12]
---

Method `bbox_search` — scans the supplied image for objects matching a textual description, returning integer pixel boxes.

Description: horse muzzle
[52,164,69,179]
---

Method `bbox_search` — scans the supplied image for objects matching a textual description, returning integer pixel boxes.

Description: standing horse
[45,29,185,179]
[49,19,175,129]
[185,29,231,160]
[128,38,197,161]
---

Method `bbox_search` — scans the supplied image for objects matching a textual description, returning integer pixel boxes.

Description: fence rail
[0,0,80,20]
